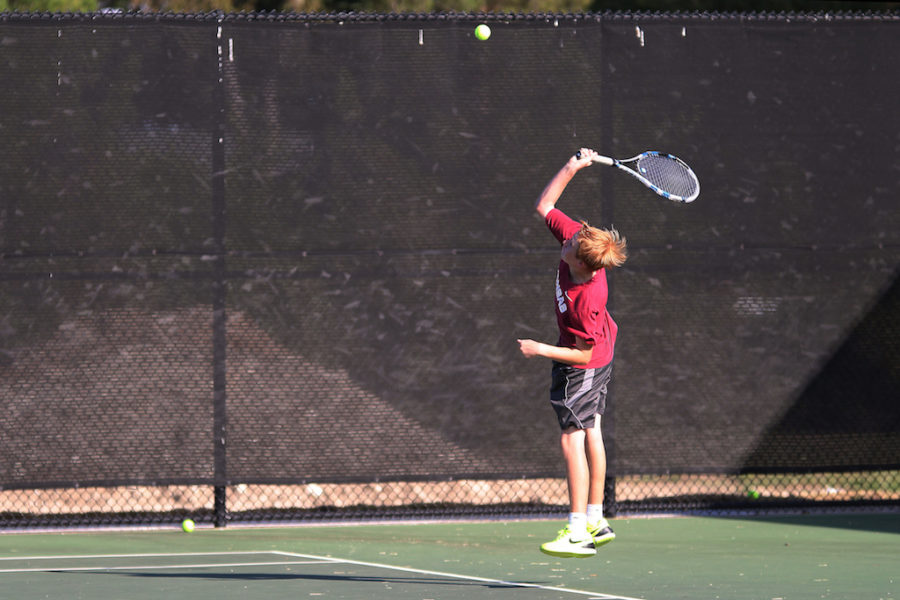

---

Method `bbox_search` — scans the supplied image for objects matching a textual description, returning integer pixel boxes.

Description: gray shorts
[549,359,613,430]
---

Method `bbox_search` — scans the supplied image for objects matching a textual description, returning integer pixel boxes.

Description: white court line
[271,550,646,600]
[0,551,328,574]
[0,560,322,574]
[0,551,280,561]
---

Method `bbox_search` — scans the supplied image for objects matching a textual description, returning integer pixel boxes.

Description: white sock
[568,512,589,537]
[586,504,604,524]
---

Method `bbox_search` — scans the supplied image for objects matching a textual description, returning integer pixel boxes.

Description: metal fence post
[212,14,229,528]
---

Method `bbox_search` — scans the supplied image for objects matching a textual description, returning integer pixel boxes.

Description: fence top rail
[1,10,898,24]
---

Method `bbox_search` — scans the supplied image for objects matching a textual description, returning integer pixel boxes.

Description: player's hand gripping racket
[576,150,700,203]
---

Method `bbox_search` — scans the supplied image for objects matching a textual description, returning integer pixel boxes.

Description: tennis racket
[576,150,700,203]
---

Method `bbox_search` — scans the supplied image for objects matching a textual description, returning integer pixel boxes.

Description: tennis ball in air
[747,489,761,500]
[474,24,491,41]
[181,518,195,533]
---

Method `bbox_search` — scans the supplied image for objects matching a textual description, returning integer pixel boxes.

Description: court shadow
[99,570,549,590]
[722,512,900,535]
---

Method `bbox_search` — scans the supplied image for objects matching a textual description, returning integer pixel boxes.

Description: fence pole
[212,15,229,528]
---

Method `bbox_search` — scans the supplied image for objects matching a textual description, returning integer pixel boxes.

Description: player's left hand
[517,338,541,358]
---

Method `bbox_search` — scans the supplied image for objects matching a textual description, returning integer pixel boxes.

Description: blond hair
[576,221,627,270]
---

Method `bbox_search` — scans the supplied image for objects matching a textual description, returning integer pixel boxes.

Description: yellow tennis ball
[181,518,195,533]
[474,24,491,41]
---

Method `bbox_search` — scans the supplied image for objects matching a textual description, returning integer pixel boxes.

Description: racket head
[626,151,700,203]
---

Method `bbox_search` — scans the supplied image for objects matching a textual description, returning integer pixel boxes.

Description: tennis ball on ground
[181,518,195,533]
[474,24,491,41]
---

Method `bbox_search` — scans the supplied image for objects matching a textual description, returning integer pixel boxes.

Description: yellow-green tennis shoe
[539,525,597,558]
[588,519,616,547]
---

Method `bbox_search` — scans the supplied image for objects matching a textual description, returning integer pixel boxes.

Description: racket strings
[637,155,698,198]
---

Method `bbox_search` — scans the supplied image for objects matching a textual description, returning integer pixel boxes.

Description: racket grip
[575,150,614,166]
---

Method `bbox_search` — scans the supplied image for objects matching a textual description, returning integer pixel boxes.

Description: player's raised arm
[534,149,597,218]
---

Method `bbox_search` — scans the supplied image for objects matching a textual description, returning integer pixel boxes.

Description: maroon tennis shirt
[545,208,617,369]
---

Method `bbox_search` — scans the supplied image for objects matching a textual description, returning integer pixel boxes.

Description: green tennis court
[2,513,896,600]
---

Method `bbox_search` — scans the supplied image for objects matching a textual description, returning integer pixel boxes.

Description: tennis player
[518,148,627,558]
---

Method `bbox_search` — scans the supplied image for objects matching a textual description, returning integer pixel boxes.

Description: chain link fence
[1,11,898,528]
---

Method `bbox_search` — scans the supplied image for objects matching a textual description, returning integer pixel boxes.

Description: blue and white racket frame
[576,150,700,203]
